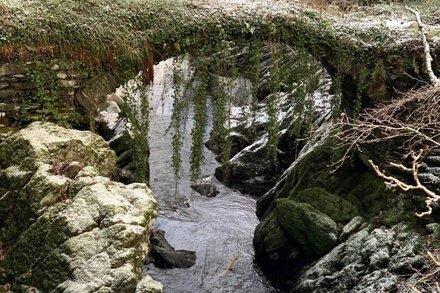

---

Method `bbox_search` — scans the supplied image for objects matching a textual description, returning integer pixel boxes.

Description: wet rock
[426,223,440,236]
[149,230,196,269]
[191,183,219,197]
[136,275,163,293]
[109,131,131,156]
[215,135,280,196]
[119,163,137,184]
[293,224,426,293]
[205,131,251,159]
[96,100,121,140]
[339,216,366,242]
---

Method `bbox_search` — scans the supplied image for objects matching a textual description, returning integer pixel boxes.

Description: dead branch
[428,251,440,267]
[335,87,440,216]
[406,6,439,87]
[219,255,239,277]
[369,149,440,217]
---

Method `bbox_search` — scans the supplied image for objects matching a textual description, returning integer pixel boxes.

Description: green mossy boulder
[295,187,359,222]
[276,198,340,256]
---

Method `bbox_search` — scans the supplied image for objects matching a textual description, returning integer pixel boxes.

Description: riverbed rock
[191,182,220,197]
[0,123,162,292]
[148,230,196,269]
[0,122,116,177]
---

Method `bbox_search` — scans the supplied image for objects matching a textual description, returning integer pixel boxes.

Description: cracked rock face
[293,224,426,293]
[0,122,162,293]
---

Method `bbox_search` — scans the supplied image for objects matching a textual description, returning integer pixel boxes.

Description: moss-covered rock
[276,198,340,256]
[294,187,359,222]
[253,212,290,264]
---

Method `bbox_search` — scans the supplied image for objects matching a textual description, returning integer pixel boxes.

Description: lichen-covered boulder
[293,224,426,293]
[0,122,116,177]
[0,123,162,293]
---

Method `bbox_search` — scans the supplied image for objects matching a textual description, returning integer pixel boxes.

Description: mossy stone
[295,187,359,222]
[276,198,340,256]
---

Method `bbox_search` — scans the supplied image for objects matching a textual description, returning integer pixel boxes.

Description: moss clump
[295,187,359,222]
[275,198,339,256]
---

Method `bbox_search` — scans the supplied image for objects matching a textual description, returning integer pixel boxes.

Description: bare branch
[369,148,440,217]
[406,6,439,87]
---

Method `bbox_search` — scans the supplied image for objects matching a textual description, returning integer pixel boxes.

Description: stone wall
[0,61,123,130]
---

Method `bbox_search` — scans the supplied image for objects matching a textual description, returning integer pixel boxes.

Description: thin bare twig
[369,149,440,217]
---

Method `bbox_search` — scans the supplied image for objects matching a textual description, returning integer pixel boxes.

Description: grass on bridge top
[0,0,438,72]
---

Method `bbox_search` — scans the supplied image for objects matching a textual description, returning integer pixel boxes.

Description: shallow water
[143,59,277,293]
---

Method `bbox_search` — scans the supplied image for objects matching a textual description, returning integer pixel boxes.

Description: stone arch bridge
[0,0,439,127]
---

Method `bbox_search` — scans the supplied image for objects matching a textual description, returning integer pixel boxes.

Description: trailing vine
[248,38,262,140]
[354,68,370,117]
[211,63,230,183]
[170,57,184,190]
[331,74,343,120]
[190,59,209,182]
[120,76,150,184]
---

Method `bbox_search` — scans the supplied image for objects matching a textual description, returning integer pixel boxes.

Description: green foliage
[248,38,262,140]
[190,60,209,182]
[211,44,232,182]
[120,76,150,184]
[170,59,184,183]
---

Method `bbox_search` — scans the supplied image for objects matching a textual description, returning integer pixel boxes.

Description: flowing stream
[142,59,278,292]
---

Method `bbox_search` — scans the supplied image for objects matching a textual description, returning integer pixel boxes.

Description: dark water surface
[143,59,277,293]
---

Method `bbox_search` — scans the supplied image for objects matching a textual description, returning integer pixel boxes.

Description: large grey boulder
[0,123,162,292]
[293,224,426,293]
[0,122,116,177]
